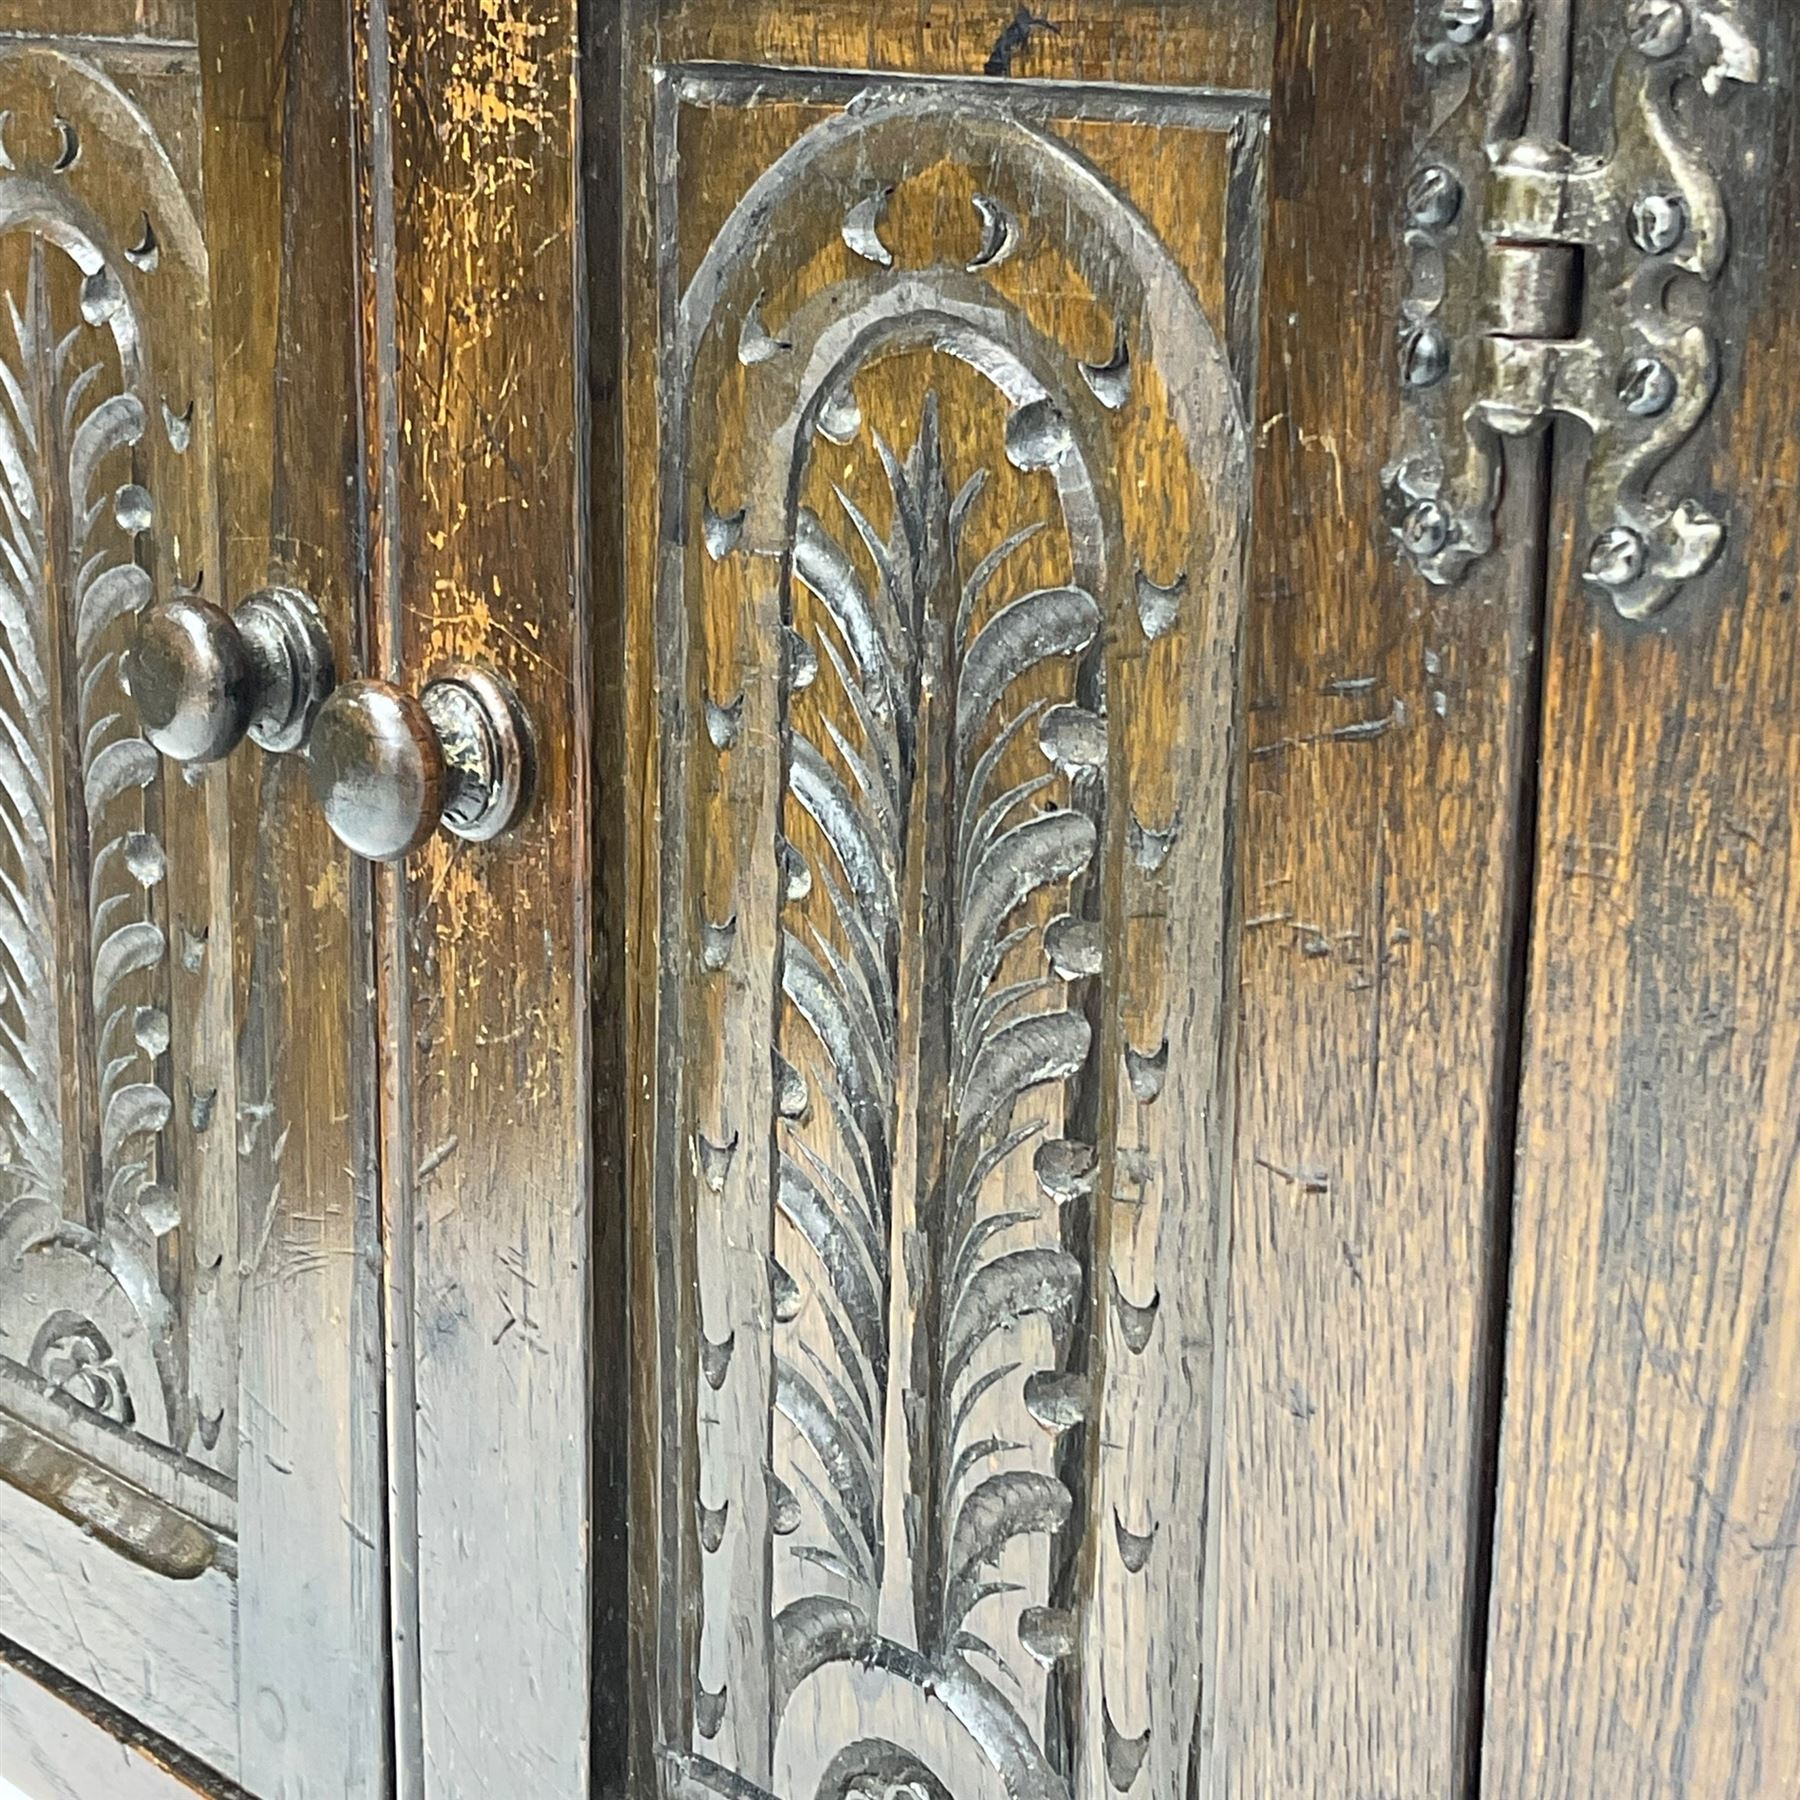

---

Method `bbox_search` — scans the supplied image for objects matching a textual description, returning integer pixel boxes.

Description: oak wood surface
[0,3,194,39]
[0,1652,225,1800]
[1208,0,1551,1793]
[621,5,1269,1797]
[0,1483,236,1777]
[194,0,392,1790]
[353,0,595,1792]
[1480,7,1800,1795]
[656,0,1269,92]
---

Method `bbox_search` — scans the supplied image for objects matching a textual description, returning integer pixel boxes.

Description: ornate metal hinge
[1384,0,1763,618]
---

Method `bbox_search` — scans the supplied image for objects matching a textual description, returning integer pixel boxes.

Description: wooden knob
[128,586,335,764]
[127,596,257,764]
[306,681,449,862]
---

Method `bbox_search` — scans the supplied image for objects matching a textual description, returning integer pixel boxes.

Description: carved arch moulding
[642,77,1264,1800]
[0,44,240,1555]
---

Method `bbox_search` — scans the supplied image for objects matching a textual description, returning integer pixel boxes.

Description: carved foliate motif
[654,81,1258,1799]
[0,48,235,1489]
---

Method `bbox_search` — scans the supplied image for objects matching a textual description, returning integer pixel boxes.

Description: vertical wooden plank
[1481,9,1800,1795]
[1209,0,1547,1792]
[194,0,391,1790]
[357,0,592,1791]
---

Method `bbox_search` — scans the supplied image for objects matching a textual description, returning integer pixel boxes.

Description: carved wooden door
[610,2,1799,1797]
[6,0,1799,1797]
[0,4,389,1794]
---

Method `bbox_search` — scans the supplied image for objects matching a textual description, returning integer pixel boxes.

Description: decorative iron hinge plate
[1383,0,1763,618]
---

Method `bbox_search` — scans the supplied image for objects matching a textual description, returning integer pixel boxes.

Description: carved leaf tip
[1110,1274,1160,1355]
[1022,1369,1090,1433]
[697,1498,729,1553]
[1034,1137,1096,1204]
[1127,808,1180,873]
[702,497,746,561]
[1038,702,1107,777]
[1134,564,1187,640]
[1102,1697,1152,1791]
[1124,1037,1169,1104]
[694,1683,726,1740]
[703,690,743,749]
[700,913,738,971]
[1045,915,1102,980]
[1018,1604,1077,1668]
[696,1130,739,1193]
[1004,396,1075,471]
[738,294,791,365]
[1113,1509,1158,1574]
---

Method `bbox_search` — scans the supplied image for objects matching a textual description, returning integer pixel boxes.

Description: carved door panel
[0,5,388,1793]
[617,7,1269,1795]
[5,1,1794,1796]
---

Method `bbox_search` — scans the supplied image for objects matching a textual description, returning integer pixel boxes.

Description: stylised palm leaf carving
[771,393,1101,1705]
[0,238,171,1428]
[0,271,63,1207]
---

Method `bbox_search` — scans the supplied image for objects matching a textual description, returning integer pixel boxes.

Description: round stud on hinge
[1400,499,1452,559]
[1439,0,1493,45]
[126,585,335,765]
[1401,324,1452,388]
[1618,354,1678,418]
[1626,0,1690,58]
[1628,192,1688,255]
[1586,526,1648,591]
[1405,164,1464,230]
[305,666,534,862]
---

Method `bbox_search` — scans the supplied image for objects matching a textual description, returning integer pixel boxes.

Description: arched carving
[654,81,1260,1798]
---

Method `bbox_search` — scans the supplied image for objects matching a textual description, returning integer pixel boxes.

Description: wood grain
[620,7,1268,1796]
[0,3,195,40]
[0,1652,228,1800]
[0,1482,236,1778]
[194,0,392,1790]
[1480,8,1800,1795]
[355,0,594,1791]
[654,0,1270,93]
[1207,0,1550,1792]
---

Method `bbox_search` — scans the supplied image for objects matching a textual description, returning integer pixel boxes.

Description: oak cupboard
[0,2,1793,1796]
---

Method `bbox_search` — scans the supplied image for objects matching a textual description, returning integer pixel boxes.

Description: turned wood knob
[127,596,257,764]
[306,682,447,862]
[306,667,533,863]
[126,587,335,764]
